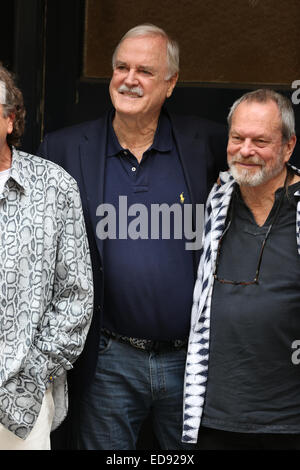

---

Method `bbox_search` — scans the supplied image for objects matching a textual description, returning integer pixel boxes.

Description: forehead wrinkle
[231,111,282,140]
[231,123,282,141]
[115,58,156,72]
[230,126,272,138]
[116,36,168,71]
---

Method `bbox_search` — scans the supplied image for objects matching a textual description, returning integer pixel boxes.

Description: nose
[239,138,255,157]
[124,68,138,87]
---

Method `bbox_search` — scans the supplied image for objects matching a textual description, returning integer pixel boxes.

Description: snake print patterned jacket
[0,148,94,439]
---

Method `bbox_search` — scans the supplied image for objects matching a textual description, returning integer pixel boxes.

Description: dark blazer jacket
[37,109,227,395]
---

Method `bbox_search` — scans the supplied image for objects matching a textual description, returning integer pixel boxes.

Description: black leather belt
[101,328,187,352]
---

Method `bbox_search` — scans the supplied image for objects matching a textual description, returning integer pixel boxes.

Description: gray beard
[229,158,285,187]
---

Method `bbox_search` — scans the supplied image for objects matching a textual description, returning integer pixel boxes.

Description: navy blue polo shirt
[101,110,194,340]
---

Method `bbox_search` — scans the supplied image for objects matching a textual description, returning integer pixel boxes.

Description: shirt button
[131,167,136,172]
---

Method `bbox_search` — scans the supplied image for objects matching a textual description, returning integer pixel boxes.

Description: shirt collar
[150,109,173,152]
[9,147,28,193]
[274,164,300,203]
[106,110,123,157]
[106,108,173,158]
[289,163,300,198]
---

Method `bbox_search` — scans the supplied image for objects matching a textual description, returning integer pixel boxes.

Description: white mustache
[230,155,265,167]
[118,84,144,97]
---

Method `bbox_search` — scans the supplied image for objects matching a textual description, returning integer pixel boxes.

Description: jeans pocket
[98,334,112,354]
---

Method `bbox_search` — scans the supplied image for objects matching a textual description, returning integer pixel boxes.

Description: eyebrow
[115,61,156,73]
[137,65,155,73]
[230,129,270,139]
[115,60,127,67]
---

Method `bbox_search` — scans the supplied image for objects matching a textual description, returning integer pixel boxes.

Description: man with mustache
[38,24,227,449]
[183,89,300,450]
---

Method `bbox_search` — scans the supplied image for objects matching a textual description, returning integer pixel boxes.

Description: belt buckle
[129,337,147,350]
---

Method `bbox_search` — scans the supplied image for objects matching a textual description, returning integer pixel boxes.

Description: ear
[166,73,178,98]
[283,134,297,163]
[7,113,15,135]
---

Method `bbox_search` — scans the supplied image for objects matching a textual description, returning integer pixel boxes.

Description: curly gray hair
[0,63,25,147]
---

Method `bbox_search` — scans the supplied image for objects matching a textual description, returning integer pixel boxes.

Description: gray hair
[227,89,295,143]
[0,63,25,147]
[112,23,179,80]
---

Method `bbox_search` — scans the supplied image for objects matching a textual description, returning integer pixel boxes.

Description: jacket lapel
[209,181,234,265]
[196,179,234,318]
[79,114,109,259]
[169,113,208,208]
[168,113,209,273]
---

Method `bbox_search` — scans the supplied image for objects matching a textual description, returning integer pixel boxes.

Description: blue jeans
[77,335,194,450]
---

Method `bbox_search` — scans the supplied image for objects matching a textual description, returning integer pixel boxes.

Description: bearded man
[183,89,300,450]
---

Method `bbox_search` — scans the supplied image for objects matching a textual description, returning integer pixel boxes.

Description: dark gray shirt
[202,181,300,433]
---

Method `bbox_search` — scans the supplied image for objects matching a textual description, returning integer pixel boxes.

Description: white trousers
[0,387,54,450]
